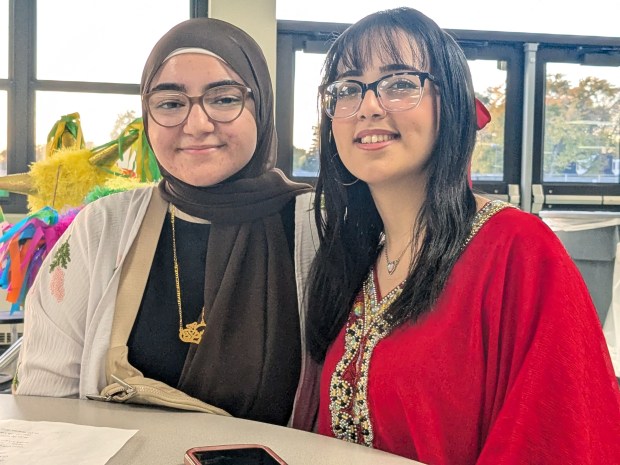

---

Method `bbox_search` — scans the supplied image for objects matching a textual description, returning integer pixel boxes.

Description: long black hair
[306,7,478,362]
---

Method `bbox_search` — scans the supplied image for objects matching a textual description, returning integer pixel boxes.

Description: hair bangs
[334,24,430,76]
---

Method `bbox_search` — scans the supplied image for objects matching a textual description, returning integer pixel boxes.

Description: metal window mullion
[191,0,209,17]
[36,80,139,95]
[5,0,35,212]
[275,33,295,177]
[520,42,538,213]
[9,0,34,172]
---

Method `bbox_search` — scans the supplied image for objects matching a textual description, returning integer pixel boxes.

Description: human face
[147,53,257,187]
[330,37,438,191]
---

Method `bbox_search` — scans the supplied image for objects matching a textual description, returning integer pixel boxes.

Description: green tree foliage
[294,125,320,173]
[473,73,619,178]
[472,86,505,177]
[293,146,308,170]
[543,75,619,176]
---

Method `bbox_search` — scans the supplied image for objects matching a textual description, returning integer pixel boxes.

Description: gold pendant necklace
[171,205,206,344]
[384,235,414,275]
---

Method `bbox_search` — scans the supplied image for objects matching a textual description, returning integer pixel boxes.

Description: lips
[178,144,224,152]
[357,134,398,144]
[354,129,399,145]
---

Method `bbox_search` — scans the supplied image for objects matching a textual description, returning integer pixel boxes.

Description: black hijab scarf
[141,18,311,424]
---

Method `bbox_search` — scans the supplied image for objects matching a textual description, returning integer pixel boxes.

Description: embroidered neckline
[328,199,514,446]
[461,200,514,251]
[329,268,402,446]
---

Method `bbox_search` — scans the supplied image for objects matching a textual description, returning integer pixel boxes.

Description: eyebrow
[380,64,421,73]
[150,79,245,93]
[336,64,421,80]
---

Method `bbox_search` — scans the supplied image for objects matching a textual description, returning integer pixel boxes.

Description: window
[37,1,187,83]
[458,40,523,201]
[291,50,324,178]
[34,0,188,155]
[2,1,204,212]
[469,59,507,182]
[275,23,349,182]
[542,63,619,184]
[533,44,620,209]
[35,92,142,161]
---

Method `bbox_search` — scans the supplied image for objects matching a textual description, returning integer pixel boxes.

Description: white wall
[208,0,277,87]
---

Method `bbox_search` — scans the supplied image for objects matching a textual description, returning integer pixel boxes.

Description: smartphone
[184,444,288,465]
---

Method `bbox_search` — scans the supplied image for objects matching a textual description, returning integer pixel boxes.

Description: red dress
[318,203,620,465]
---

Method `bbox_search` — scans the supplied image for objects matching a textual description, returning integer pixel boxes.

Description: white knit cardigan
[15,187,317,404]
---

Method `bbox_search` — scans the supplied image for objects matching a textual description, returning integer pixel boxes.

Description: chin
[177,173,226,187]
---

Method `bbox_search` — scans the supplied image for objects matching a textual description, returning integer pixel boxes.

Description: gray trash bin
[554,225,619,324]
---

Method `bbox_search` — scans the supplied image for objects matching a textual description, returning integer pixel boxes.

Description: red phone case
[184,443,288,465]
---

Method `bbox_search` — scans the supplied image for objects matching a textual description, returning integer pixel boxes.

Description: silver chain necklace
[384,237,414,275]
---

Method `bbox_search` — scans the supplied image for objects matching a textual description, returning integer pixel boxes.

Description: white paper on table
[0,419,137,465]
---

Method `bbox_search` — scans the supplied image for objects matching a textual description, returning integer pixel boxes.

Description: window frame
[2,0,207,213]
[454,34,524,199]
[275,20,349,184]
[532,41,620,211]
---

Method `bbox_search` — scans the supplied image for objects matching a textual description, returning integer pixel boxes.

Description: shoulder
[76,186,154,223]
[65,186,155,247]
[470,202,569,261]
[482,203,558,240]
[81,185,154,212]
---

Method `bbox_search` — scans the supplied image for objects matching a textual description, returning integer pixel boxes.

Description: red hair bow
[475,98,491,130]
[469,98,492,187]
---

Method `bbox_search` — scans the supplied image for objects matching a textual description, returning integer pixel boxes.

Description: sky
[0,0,619,154]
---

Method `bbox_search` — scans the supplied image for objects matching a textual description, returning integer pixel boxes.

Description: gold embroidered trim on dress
[461,199,514,251]
[329,271,401,446]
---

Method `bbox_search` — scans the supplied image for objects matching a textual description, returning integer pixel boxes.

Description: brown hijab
[141,18,311,424]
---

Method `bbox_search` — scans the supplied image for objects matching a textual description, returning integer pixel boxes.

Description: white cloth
[607,243,620,375]
[541,210,620,233]
[14,187,318,398]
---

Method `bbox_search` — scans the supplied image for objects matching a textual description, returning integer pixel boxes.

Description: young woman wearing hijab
[14,18,316,427]
[305,7,620,464]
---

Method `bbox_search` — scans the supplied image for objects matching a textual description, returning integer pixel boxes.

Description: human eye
[336,82,361,100]
[150,92,187,111]
[383,75,420,95]
[204,86,244,107]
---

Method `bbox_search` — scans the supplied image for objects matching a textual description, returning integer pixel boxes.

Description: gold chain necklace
[170,205,206,344]
[384,236,414,275]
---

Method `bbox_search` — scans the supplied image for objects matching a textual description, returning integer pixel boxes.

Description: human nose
[356,87,386,120]
[183,99,216,134]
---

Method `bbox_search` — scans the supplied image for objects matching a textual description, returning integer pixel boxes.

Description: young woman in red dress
[304,7,620,464]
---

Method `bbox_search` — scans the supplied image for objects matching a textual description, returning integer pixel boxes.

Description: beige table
[0,394,421,465]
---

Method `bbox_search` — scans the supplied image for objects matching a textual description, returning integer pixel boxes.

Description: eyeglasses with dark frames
[321,71,436,119]
[144,84,253,127]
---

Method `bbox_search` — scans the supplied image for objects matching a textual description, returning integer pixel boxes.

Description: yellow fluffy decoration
[28,147,118,212]
[103,176,149,191]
